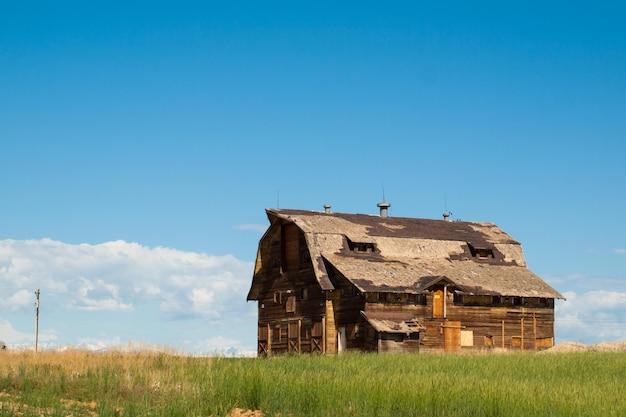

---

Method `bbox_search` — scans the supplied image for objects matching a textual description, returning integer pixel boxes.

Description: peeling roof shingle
[267,208,564,299]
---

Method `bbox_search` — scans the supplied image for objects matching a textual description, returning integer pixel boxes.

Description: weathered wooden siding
[362,291,555,353]
[255,222,327,355]
[252,218,557,355]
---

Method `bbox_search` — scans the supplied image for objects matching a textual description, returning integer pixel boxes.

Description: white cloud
[556,290,626,343]
[0,319,57,344]
[0,289,33,312]
[613,248,626,255]
[0,239,254,321]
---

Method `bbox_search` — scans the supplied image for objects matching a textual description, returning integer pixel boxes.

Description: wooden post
[533,310,537,352]
[35,289,40,354]
[501,320,505,349]
[443,285,447,319]
[322,316,326,354]
[520,313,524,352]
[298,319,302,353]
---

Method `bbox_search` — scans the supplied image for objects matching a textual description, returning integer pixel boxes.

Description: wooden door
[311,320,323,353]
[288,321,300,353]
[258,325,269,355]
[444,321,461,352]
[433,289,444,318]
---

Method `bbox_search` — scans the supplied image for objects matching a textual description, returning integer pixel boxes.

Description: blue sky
[1,1,625,353]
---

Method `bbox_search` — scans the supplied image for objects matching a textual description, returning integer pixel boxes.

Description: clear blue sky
[1,1,625,353]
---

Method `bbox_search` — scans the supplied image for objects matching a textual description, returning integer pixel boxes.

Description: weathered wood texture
[249,210,559,355]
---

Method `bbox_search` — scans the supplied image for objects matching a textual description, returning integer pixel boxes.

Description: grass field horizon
[1,349,624,416]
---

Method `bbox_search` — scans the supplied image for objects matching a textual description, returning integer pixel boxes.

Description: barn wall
[255,222,326,355]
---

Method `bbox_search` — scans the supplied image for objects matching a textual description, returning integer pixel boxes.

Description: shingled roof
[265,208,563,299]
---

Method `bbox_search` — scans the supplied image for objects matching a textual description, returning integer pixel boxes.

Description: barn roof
[360,311,425,334]
[264,208,563,299]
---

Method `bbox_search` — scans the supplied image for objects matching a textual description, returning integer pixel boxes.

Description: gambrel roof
[248,208,563,300]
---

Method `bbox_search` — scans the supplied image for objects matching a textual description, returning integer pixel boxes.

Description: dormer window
[467,243,494,259]
[347,238,376,253]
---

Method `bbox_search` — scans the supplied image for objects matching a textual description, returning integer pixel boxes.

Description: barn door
[288,321,300,353]
[258,324,269,355]
[311,320,323,353]
[443,322,462,352]
[433,289,444,318]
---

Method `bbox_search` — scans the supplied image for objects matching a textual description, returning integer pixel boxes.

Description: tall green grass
[0,350,624,416]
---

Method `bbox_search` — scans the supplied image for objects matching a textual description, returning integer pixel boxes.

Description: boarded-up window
[511,336,522,347]
[281,223,300,272]
[273,291,282,304]
[461,330,474,347]
[535,337,553,348]
[301,288,308,300]
[286,296,296,313]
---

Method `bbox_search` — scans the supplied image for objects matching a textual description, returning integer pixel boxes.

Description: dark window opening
[467,243,494,259]
[273,291,282,304]
[406,294,421,304]
[454,293,464,305]
[347,238,377,253]
[492,296,502,305]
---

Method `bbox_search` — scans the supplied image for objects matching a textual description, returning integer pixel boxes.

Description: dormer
[467,243,494,260]
[346,237,377,254]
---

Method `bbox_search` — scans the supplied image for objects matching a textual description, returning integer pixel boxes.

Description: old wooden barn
[246,204,563,355]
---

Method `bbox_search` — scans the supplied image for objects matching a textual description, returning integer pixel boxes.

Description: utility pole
[34,289,40,353]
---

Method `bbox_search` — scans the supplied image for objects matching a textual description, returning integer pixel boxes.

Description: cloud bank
[0,239,256,351]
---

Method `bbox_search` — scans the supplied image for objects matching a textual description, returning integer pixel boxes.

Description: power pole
[35,289,40,353]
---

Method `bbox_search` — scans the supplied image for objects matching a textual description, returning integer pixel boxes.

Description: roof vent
[377,201,391,218]
[324,204,331,214]
[443,211,451,221]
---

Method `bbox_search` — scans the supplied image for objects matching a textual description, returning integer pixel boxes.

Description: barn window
[378,292,388,302]
[467,243,494,259]
[301,288,308,300]
[461,331,474,347]
[273,291,282,304]
[346,238,377,253]
[454,293,464,305]
[407,293,426,305]
[492,296,502,305]
[286,296,296,313]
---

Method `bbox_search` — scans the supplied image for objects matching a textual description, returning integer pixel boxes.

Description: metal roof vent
[324,204,331,214]
[443,211,451,221]
[377,201,391,218]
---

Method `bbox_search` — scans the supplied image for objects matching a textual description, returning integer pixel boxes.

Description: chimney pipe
[324,204,331,214]
[377,201,391,218]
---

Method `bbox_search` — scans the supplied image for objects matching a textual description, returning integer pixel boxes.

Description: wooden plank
[444,321,461,352]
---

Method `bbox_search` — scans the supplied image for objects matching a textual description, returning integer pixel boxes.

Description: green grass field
[0,349,624,416]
